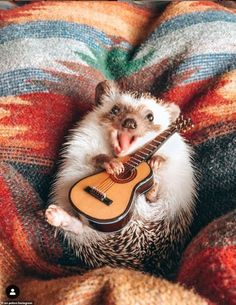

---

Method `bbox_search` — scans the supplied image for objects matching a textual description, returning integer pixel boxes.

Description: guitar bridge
[84,186,113,206]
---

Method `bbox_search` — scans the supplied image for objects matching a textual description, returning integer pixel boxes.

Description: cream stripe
[0,38,90,74]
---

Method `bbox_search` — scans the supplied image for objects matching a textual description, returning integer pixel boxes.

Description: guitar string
[99,181,115,193]
[95,165,131,193]
[93,176,111,189]
[92,156,147,193]
[93,169,126,191]
[98,158,145,193]
[92,161,132,190]
[93,161,135,193]
[95,160,146,193]
[92,171,122,193]
[96,180,114,193]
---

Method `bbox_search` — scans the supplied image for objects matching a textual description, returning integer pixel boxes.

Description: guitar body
[69,161,153,232]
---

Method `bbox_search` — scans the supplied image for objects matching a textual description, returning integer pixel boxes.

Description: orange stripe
[0,124,28,138]
[0,138,48,150]
[1,1,156,45]
[0,96,32,106]
[217,70,236,101]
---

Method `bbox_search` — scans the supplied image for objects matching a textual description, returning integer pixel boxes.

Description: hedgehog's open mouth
[112,130,138,156]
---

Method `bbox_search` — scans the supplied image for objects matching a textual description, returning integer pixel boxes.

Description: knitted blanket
[0,1,235,303]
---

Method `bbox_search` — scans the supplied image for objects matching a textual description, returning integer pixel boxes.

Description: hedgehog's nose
[122,118,137,129]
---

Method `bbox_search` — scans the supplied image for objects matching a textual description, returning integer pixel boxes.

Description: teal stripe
[151,10,236,40]
[174,53,236,84]
[0,68,57,96]
[0,21,131,50]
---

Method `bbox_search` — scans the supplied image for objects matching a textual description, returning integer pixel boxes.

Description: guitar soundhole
[111,164,137,184]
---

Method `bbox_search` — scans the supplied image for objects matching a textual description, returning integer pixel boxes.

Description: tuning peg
[176,115,195,132]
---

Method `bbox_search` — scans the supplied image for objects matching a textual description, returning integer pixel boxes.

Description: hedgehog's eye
[110,105,120,115]
[146,113,154,122]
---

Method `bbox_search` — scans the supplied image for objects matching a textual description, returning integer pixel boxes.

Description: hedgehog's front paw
[91,154,124,175]
[104,158,124,175]
[148,155,166,174]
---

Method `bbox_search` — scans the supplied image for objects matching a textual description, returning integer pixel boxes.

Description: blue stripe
[174,53,236,84]
[150,10,236,40]
[0,21,132,51]
[0,68,58,96]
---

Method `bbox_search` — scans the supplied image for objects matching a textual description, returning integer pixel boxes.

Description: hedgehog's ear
[167,103,180,122]
[95,80,119,106]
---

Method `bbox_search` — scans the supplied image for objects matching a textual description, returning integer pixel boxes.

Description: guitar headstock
[175,115,194,133]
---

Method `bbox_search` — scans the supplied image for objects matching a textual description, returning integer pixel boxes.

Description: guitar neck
[125,124,177,169]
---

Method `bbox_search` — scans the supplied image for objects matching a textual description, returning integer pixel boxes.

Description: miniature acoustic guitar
[69,115,193,232]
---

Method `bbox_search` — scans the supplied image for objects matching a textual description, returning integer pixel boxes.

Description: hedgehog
[45,80,196,277]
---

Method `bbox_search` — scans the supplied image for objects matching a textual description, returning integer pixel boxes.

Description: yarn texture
[0,1,235,304]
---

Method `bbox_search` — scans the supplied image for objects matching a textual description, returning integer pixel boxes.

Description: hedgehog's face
[95,81,180,157]
[99,99,162,156]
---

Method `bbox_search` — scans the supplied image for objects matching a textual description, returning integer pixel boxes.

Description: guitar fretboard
[125,124,177,169]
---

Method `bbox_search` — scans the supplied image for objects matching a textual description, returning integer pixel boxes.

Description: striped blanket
[0,1,235,304]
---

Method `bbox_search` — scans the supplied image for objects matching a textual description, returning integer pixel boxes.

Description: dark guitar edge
[69,164,154,233]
